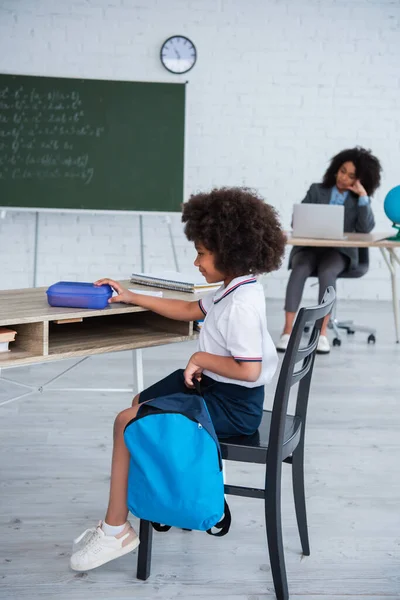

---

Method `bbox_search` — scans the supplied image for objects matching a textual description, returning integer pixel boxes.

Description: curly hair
[181,187,286,277]
[321,146,382,196]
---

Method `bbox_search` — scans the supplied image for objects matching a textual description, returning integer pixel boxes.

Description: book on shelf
[0,327,17,352]
[130,271,222,293]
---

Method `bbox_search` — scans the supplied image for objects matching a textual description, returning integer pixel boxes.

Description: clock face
[160,36,197,74]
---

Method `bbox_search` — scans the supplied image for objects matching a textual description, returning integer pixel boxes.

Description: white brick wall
[0,0,399,302]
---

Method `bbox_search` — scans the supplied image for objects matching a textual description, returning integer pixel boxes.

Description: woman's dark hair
[321,146,382,196]
[182,187,286,277]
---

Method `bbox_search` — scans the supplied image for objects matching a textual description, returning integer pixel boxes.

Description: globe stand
[387,223,400,241]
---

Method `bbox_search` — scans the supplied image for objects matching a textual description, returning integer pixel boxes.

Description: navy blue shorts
[138,369,264,438]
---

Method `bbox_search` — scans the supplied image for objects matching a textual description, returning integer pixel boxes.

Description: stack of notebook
[0,328,17,353]
[130,271,222,293]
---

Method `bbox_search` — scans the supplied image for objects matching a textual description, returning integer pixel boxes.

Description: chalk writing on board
[0,86,104,184]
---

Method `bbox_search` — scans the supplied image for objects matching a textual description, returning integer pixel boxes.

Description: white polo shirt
[198,275,278,388]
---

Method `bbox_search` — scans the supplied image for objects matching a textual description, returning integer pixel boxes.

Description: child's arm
[94,278,204,322]
[183,351,261,388]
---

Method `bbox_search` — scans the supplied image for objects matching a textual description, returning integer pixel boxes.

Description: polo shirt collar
[213,274,257,304]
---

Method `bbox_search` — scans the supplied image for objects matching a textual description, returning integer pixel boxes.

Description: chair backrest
[266,287,336,473]
[358,247,369,266]
[339,247,369,279]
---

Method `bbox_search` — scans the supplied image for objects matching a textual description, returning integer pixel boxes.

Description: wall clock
[160,35,197,74]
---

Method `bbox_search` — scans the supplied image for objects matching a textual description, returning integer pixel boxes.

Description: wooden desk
[0,281,199,404]
[286,232,400,342]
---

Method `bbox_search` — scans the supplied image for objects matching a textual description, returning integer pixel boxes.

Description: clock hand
[174,49,181,59]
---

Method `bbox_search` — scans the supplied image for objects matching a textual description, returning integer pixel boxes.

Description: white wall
[0,0,399,301]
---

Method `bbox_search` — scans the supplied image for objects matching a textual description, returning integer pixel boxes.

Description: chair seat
[338,264,368,279]
[309,264,368,279]
[307,246,369,280]
[219,411,302,464]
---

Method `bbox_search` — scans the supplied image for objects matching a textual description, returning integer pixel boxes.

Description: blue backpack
[124,390,231,535]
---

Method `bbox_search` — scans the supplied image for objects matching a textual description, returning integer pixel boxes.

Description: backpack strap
[194,378,231,537]
[206,499,231,537]
[151,523,171,532]
[193,378,202,395]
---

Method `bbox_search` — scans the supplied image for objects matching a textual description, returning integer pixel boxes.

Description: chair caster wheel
[332,338,341,347]
[347,329,355,335]
[367,334,376,344]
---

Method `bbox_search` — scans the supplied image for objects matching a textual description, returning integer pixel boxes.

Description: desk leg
[0,355,135,404]
[1,350,147,406]
[390,247,400,269]
[380,248,400,343]
[0,368,35,407]
[389,249,399,344]
[133,349,144,392]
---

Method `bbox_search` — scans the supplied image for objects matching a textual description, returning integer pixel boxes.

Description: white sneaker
[317,335,330,354]
[70,520,140,572]
[276,333,290,353]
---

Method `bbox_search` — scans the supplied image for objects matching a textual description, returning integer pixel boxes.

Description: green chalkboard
[0,74,185,212]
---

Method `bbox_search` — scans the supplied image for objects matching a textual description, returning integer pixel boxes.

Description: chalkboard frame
[0,73,186,214]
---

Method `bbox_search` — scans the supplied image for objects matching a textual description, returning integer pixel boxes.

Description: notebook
[292,203,346,240]
[128,288,163,297]
[130,271,222,293]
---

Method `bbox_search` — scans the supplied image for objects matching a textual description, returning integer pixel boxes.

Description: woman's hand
[183,354,204,388]
[348,179,368,197]
[94,278,134,304]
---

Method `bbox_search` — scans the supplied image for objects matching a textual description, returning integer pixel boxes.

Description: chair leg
[136,520,153,580]
[265,472,289,600]
[329,317,342,340]
[291,443,310,556]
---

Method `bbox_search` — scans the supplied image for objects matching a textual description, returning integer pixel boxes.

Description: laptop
[292,203,346,240]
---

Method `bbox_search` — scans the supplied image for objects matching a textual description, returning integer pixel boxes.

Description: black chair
[328,248,376,346]
[136,287,336,600]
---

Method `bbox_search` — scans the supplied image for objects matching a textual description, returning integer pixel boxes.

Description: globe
[384,185,400,240]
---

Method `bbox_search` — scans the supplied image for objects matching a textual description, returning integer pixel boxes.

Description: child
[70,187,286,572]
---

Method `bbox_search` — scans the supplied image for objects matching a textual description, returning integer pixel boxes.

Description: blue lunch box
[46,281,113,309]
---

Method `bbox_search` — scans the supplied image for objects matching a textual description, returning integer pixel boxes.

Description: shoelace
[73,527,96,546]
[76,528,104,556]
[72,522,102,555]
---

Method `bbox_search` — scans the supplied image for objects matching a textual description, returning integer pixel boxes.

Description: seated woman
[277,146,382,354]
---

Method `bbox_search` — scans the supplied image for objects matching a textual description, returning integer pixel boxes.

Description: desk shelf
[0,348,44,364]
[48,312,194,358]
[0,321,47,367]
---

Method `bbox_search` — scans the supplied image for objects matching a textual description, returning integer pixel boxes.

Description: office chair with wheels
[136,287,336,600]
[329,247,376,346]
[306,248,376,346]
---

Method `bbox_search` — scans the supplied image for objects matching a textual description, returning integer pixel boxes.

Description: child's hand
[183,354,203,388]
[94,278,133,304]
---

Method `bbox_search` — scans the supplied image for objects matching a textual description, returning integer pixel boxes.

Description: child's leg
[104,405,140,525]
[71,370,189,571]
[107,370,188,522]
[107,369,189,521]
[70,405,141,572]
